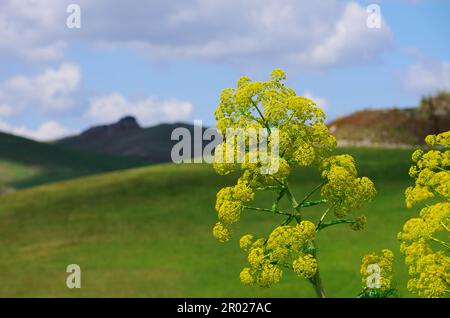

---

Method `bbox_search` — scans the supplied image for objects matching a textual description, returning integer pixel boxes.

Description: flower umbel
[358,249,396,298]
[211,69,376,297]
[399,131,450,298]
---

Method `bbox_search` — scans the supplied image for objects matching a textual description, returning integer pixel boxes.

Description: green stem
[249,93,326,297]
[271,188,286,212]
[317,218,354,232]
[299,181,325,207]
[281,215,294,226]
[243,205,296,217]
[306,242,326,298]
[316,204,333,230]
[283,182,327,297]
[283,180,302,223]
[270,176,285,187]
[301,199,327,208]
[430,236,450,250]
[256,186,282,191]
[309,268,326,298]
[283,181,300,211]
[251,100,271,134]
[440,221,450,232]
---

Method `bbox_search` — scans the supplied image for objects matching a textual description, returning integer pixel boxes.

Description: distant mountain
[57,117,211,162]
[0,131,145,190]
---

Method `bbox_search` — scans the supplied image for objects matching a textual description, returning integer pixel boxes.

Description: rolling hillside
[328,92,450,147]
[0,147,417,297]
[0,131,146,190]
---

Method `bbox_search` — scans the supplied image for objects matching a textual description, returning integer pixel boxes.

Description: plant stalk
[310,269,326,298]
[309,243,326,298]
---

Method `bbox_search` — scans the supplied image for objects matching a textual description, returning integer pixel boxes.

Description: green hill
[0,131,146,190]
[0,147,417,297]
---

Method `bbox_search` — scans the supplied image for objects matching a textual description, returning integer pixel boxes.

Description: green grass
[0,147,419,297]
[0,132,146,189]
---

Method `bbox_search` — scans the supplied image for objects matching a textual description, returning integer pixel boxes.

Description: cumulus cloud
[0,63,81,116]
[403,60,450,94]
[93,0,392,69]
[85,93,193,126]
[295,3,392,68]
[0,120,73,141]
[0,0,67,62]
[1,0,393,69]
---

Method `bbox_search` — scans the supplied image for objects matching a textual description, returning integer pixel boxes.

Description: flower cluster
[398,203,450,297]
[399,131,450,298]
[360,249,394,292]
[398,203,449,242]
[321,155,376,217]
[212,222,231,243]
[213,68,336,181]
[212,180,255,242]
[211,69,376,296]
[240,155,291,188]
[350,215,368,232]
[401,242,449,298]
[212,70,338,241]
[293,254,318,279]
[405,131,450,208]
[238,221,317,288]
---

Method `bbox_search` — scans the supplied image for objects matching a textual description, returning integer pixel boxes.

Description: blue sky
[0,0,449,141]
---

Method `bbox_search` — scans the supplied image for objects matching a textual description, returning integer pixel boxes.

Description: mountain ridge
[57,117,210,162]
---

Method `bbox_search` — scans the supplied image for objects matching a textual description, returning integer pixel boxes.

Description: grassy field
[0,132,146,190]
[0,147,418,297]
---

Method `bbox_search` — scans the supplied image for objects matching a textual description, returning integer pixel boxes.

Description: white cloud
[18,42,67,62]
[0,0,67,62]
[0,120,73,141]
[1,0,393,69]
[0,63,81,116]
[303,91,328,110]
[111,0,393,69]
[85,93,193,126]
[403,60,450,94]
[296,3,392,68]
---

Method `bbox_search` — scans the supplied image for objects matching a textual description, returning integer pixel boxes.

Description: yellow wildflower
[212,222,231,243]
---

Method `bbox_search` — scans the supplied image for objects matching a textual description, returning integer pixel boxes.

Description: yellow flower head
[360,249,394,292]
[212,222,231,243]
[239,267,255,285]
[248,247,265,268]
[350,215,367,231]
[293,254,318,279]
[321,155,375,216]
[295,220,316,241]
[258,263,283,288]
[239,234,254,251]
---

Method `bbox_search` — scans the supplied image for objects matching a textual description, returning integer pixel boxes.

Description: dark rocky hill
[57,117,211,162]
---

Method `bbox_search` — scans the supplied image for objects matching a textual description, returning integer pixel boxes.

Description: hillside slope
[0,131,146,190]
[328,107,450,147]
[0,147,416,297]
